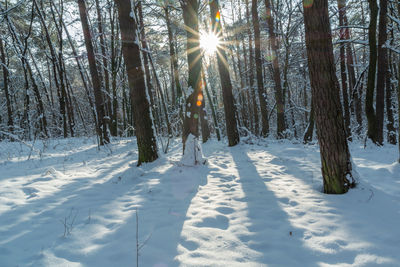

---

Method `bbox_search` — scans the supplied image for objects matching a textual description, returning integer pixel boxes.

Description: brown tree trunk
[137,1,155,112]
[303,98,314,144]
[397,60,400,162]
[252,0,269,137]
[165,6,182,105]
[245,0,259,135]
[366,0,379,144]
[385,61,396,144]
[340,0,361,132]
[202,68,221,141]
[109,5,120,137]
[386,28,396,145]
[338,0,351,140]
[303,0,355,194]
[116,0,158,165]
[264,0,285,138]
[95,0,113,135]
[181,0,203,153]
[0,38,13,132]
[54,0,98,134]
[209,0,240,146]
[375,0,388,145]
[78,0,109,145]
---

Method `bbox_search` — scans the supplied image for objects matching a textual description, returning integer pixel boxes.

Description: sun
[200,31,220,55]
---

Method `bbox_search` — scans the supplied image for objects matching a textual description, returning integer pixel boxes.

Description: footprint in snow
[216,207,235,215]
[22,187,39,199]
[180,239,199,251]
[194,215,229,230]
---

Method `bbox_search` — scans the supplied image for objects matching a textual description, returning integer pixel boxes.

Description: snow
[0,137,399,266]
[180,134,206,166]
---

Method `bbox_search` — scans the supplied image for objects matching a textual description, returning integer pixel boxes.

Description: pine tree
[303,0,356,193]
[116,0,158,165]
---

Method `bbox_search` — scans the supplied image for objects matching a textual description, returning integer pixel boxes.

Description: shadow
[229,145,322,266]
[0,139,144,266]
[49,157,209,266]
[260,143,400,266]
[0,137,208,266]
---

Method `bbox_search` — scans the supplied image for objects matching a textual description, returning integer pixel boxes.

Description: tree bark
[252,0,269,137]
[202,68,221,141]
[245,0,259,135]
[264,0,285,138]
[338,0,351,140]
[165,6,182,105]
[0,38,13,132]
[303,0,355,194]
[375,0,388,145]
[95,0,112,134]
[303,98,314,144]
[209,0,240,146]
[116,0,158,165]
[180,0,203,152]
[78,0,109,145]
[366,0,379,144]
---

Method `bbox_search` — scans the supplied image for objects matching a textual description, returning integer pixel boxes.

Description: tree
[303,0,356,194]
[375,0,388,145]
[179,0,206,165]
[78,0,109,145]
[366,0,379,144]
[209,0,239,146]
[264,0,285,138]
[338,0,351,139]
[0,38,13,133]
[115,0,158,166]
[252,0,269,137]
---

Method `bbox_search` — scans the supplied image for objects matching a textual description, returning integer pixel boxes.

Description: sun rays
[200,31,220,55]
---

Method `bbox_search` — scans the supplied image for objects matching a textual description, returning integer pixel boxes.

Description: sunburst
[200,31,220,55]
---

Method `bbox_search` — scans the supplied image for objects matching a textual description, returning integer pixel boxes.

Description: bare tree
[78,0,109,145]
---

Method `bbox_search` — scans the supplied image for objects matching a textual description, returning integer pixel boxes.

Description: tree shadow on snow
[230,145,323,266]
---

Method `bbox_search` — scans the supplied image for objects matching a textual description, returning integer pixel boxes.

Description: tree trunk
[366,0,379,144]
[397,60,400,162]
[95,0,113,135]
[109,4,120,137]
[264,0,285,138]
[78,0,109,145]
[303,0,355,194]
[245,0,259,135]
[252,0,269,137]
[137,1,155,113]
[165,6,182,106]
[202,68,221,141]
[54,0,98,135]
[340,0,361,132]
[181,0,203,154]
[375,0,387,145]
[303,98,315,144]
[0,38,13,132]
[116,0,158,165]
[338,0,351,140]
[386,30,396,145]
[209,0,240,146]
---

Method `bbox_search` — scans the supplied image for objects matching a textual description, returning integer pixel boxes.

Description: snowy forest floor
[0,137,399,267]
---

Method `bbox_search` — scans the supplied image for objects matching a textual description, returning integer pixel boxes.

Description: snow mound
[180,134,206,166]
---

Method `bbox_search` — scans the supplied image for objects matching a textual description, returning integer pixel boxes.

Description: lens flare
[200,32,220,55]
[215,11,221,22]
[303,0,313,8]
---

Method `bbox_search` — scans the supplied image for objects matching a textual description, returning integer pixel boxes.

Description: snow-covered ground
[0,137,399,267]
